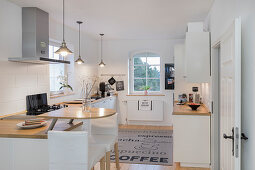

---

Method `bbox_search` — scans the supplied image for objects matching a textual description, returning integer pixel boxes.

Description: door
[220,18,241,170]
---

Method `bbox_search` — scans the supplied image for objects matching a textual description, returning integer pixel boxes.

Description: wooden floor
[94,125,209,170]
[119,124,173,131]
[94,162,210,170]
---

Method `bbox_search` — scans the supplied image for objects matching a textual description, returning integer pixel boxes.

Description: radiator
[127,100,164,121]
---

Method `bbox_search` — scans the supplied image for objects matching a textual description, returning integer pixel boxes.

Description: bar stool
[48,131,106,170]
[90,113,120,170]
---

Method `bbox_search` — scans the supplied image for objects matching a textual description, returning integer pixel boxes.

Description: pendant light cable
[100,34,103,61]
[79,22,80,56]
[63,0,65,41]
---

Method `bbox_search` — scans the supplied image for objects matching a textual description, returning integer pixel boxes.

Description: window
[49,44,65,93]
[131,52,161,92]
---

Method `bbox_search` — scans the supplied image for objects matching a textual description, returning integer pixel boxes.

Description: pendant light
[55,0,73,57]
[75,21,84,64]
[99,34,106,67]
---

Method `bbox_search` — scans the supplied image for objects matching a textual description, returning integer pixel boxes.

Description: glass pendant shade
[75,56,84,64]
[55,0,73,56]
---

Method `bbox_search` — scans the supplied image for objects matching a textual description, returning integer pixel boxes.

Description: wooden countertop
[62,96,116,105]
[38,107,116,119]
[0,119,83,139]
[173,103,211,116]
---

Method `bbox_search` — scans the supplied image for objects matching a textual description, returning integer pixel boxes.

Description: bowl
[188,103,201,110]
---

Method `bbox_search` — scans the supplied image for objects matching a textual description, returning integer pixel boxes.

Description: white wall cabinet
[173,115,210,168]
[185,32,210,83]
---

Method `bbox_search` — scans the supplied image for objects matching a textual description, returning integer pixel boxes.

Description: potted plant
[58,74,73,94]
[141,85,150,95]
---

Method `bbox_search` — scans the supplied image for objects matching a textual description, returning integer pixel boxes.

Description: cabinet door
[173,115,210,166]
[185,32,210,83]
[107,97,116,110]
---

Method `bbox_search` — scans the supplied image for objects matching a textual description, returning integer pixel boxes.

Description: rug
[110,128,173,165]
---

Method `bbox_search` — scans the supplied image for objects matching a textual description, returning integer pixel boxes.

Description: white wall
[97,39,183,126]
[206,0,255,169]
[0,0,98,116]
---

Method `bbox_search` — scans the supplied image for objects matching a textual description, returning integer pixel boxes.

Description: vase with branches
[80,76,98,111]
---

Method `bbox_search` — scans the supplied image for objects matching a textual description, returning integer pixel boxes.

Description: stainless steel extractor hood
[8,7,70,64]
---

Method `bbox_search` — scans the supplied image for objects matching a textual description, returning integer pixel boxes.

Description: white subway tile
[0,75,15,88]
[0,87,28,102]
[0,61,28,75]
[15,75,37,88]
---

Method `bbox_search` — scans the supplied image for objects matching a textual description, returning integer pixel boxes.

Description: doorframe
[211,41,221,170]
[210,17,242,170]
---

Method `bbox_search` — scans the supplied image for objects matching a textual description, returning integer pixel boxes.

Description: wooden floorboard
[94,162,210,170]
[119,124,173,131]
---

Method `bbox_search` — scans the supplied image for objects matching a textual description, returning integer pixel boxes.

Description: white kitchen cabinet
[185,32,210,83]
[91,96,116,110]
[0,138,48,170]
[173,115,210,168]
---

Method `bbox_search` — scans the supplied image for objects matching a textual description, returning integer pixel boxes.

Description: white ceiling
[9,0,213,40]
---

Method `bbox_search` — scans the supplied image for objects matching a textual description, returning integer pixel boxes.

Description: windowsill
[50,92,75,99]
[126,94,165,96]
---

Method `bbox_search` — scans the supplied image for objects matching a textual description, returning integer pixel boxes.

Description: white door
[220,18,241,170]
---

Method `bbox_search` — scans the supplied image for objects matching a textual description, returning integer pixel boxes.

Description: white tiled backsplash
[0,61,50,116]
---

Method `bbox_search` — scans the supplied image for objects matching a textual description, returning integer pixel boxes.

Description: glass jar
[82,97,91,112]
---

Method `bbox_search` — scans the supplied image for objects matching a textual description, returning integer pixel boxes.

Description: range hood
[8,7,70,64]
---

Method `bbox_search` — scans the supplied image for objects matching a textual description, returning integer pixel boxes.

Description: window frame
[49,41,67,95]
[129,51,162,94]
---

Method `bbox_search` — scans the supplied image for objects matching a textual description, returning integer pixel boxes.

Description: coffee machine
[99,82,106,97]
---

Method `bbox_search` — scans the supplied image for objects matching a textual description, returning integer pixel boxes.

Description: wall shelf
[126,94,165,96]
[100,74,126,77]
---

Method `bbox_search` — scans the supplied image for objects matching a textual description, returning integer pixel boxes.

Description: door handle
[223,134,234,139]
[241,133,248,140]
[223,127,235,156]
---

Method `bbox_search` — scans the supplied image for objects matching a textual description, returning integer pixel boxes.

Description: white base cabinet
[0,138,48,170]
[91,96,116,110]
[173,115,210,168]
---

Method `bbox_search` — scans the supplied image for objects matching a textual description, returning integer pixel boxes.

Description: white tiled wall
[0,0,99,116]
[0,61,50,116]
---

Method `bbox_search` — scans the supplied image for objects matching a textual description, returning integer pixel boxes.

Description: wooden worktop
[38,107,116,119]
[0,119,83,139]
[173,103,211,116]
[62,95,115,105]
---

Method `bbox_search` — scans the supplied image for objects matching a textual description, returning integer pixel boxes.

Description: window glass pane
[147,57,160,65]
[134,79,146,91]
[134,57,146,65]
[49,44,65,93]
[147,79,160,91]
[134,66,146,78]
[49,46,54,59]
[147,66,160,78]
[53,47,60,59]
